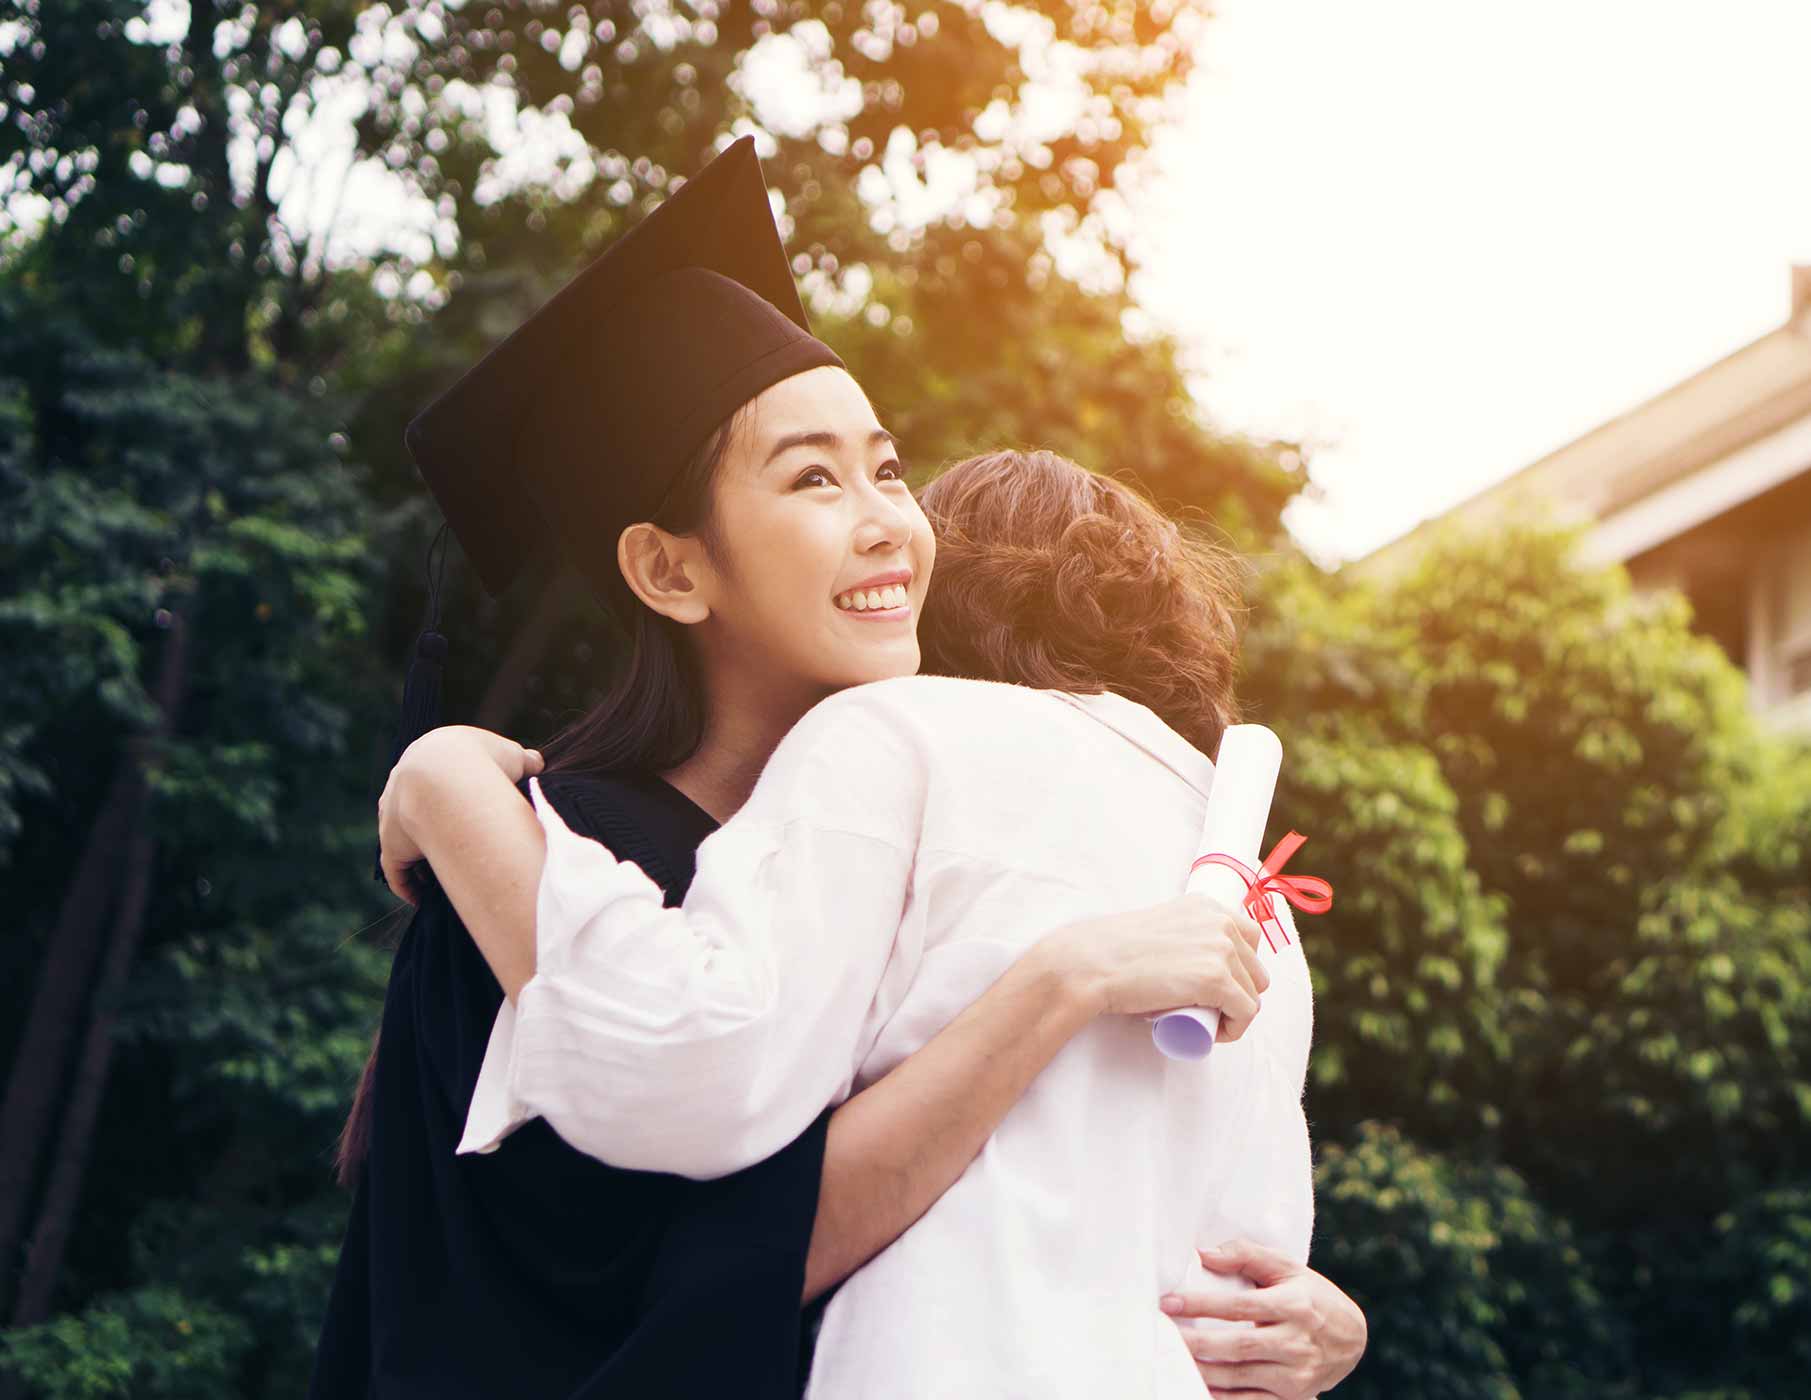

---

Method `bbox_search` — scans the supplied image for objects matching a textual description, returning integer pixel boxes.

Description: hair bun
[916,450,1244,757]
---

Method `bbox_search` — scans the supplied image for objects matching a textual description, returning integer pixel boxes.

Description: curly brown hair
[916,449,1245,758]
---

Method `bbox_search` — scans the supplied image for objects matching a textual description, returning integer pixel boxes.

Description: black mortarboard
[404,133,844,602]
[376,137,842,880]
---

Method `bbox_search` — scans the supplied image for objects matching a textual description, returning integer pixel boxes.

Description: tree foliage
[1245,524,1811,1396]
[0,276,389,1391]
[1312,1122,1627,1399]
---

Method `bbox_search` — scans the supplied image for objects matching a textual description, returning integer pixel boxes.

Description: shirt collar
[1047,690,1216,800]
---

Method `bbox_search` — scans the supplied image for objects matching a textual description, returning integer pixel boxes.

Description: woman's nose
[853,482,913,553]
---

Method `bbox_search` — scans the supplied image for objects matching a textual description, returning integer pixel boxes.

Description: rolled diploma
[1150,724,1283,1061]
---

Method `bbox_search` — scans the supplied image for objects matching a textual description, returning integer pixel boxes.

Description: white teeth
[836,583,909,611]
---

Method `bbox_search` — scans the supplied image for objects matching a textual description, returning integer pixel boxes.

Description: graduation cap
[377,137,844,877]
[407,134,843,601]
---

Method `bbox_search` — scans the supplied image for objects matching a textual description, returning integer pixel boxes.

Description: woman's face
[693,366,934,701]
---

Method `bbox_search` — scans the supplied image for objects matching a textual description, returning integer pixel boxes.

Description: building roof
[1355,268,1811,577]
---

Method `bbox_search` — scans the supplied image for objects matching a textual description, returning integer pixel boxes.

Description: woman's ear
[618,522,713,625]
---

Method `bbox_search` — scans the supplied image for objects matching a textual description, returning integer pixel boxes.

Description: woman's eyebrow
[763,429,899,466]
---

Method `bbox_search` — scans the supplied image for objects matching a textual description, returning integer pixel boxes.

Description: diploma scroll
[1150,724,1283,1062]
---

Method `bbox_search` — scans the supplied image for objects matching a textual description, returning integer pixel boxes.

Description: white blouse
[460,675,1316,1400]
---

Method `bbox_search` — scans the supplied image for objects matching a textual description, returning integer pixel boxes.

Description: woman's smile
[834,569,914,619]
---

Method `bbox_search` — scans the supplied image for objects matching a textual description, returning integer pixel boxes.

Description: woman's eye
[794,467,836,490]
[877,460,906,482]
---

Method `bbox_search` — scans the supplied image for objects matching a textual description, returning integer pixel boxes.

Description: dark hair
[916,449,1245,758]
[335,412,742,1186]
[536,409,743,777]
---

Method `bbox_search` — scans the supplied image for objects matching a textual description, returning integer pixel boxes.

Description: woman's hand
[378,726,544,904]
[1038,895,1271,1042]
[1163,1241,1367,1397]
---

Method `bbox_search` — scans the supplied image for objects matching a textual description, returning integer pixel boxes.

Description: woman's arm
[801,898,1278,1301]
[391,700,942,1178]
[506,765,913,1177]
[379,725,546,998]
[804,936,1094,1300]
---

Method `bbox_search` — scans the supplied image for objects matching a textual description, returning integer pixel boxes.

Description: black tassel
[397,628,449,749]
[375,525,451,883]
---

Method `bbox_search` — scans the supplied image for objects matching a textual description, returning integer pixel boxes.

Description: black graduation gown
[310,770,831,1399]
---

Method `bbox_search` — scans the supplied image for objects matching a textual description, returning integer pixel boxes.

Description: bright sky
[1134,0,1811,563]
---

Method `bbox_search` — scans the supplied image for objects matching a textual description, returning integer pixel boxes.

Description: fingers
[403,724,537,781]
[1186,896,1264,957]
[1181,1320,1320,1399]
[1211,905,1270,1041]
[1166,1285,1282,1325]
[1163,1289,1269,1326]
[1215,945,1265,1045]
[1235,933,1271,994]
[1189,1355,1292,1397]
[380,852,420,907]
[1183,898,1269,987]
[1200,1241,1301,1289]
[1214,980,1261,1042]
[488,735,539,781]
[1215,933,1265,1040]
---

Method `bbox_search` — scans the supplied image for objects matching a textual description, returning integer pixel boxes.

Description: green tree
[0,1289,252,1400]
[0,0,375,372]
[0,281,387,1393]
[1313,1123,1627,1400]
[1711,1182,1811,1395]
[1247,523,1811,1395]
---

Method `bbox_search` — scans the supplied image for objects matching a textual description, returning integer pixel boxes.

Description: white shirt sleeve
[459,690,926,1180]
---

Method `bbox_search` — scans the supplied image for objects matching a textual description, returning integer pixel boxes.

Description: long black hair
[535,408,742,777]
[335,409,743,1186]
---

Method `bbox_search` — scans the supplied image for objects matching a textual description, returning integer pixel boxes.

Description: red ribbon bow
[1190,830,1334,952]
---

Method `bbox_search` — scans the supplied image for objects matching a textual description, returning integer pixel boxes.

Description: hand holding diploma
[1152,725,1334,1061]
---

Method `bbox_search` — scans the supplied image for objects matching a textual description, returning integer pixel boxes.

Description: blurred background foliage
[0,2,1806,1396]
